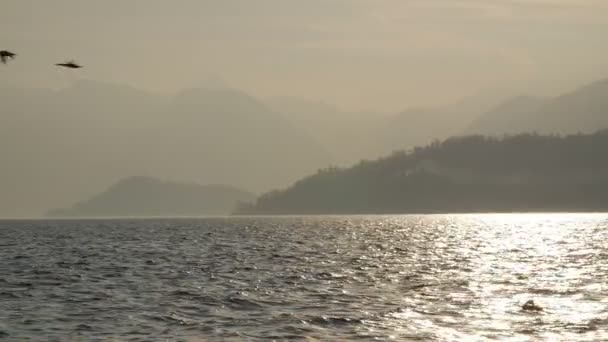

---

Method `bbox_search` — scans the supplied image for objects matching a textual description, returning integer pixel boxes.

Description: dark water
[1,214,608,341]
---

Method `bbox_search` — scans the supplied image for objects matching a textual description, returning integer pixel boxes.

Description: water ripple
[1,214,608,340]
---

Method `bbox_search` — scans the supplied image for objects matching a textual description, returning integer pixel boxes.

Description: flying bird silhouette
[56,60,82,69]
[0,50,17,64]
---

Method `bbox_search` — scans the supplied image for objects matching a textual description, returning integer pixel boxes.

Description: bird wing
[0,55,6,64]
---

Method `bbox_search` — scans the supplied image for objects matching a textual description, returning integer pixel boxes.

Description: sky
[2,0,608,111]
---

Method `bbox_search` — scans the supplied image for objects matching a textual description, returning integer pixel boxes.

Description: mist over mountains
[467,79,608,135]
[1,77,608,217]
[47,176,254,217]
[236,130,608,215]
[0,81,330,217]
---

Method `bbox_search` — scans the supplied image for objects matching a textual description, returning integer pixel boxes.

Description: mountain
[151,87,332,191]
[0,81,330,217]
[267,97,385,165]
[467,78,608,135]
[381,107,457,153]
[0,81,166,217]
[379,91,505,154]
[539,78,608,133]
[47,176,255,217]
[465,96,546,135]
[235,130,608,215]
[269,93,504,165]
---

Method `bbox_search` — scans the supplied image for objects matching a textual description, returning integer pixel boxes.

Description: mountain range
[47,176,254,217]
[0,81,330,217]
[2,77,608,217]
[467,79,608,135]
[236,130,608,215]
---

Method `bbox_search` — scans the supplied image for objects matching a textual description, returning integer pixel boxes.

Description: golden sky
[2,0,608,111]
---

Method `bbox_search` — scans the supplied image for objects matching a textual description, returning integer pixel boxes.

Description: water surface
[1,214,607,340]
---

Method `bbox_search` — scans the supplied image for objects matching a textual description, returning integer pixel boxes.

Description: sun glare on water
[445,213,608,340]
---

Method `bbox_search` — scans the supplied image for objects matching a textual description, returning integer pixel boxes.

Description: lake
[1,214,607,340]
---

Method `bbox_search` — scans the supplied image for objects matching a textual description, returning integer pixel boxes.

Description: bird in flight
[56,60,82,69]
[0,50,17,64]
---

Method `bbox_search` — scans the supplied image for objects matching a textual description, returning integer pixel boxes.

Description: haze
[3,0,608,110]
[2,0,608,217]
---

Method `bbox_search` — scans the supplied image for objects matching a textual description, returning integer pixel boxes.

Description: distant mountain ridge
[4,76,608,217]
[467,78,608,135]
[465,96,546,135]
[0,81,330,217]
[48,176,255,217]
[235,130,608,215]
[267,97,386,164]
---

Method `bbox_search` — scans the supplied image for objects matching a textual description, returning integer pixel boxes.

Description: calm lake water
[1,214,608,341]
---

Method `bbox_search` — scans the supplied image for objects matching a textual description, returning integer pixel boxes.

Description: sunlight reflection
[384,213,608,340]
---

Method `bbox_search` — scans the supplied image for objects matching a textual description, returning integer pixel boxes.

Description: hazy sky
[2,0,608,111]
